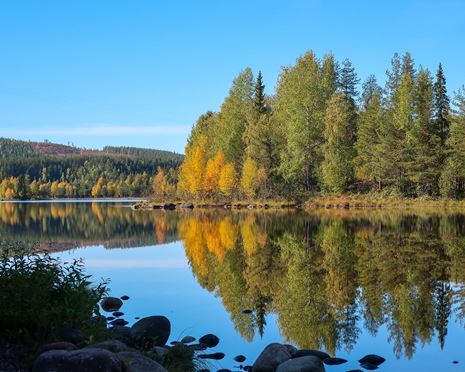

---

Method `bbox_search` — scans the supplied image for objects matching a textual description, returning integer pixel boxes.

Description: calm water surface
[1,201,465,371]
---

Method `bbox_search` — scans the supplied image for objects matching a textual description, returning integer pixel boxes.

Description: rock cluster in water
[31,294,390,372]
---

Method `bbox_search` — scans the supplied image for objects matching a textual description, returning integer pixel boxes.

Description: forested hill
[0,138,182,200]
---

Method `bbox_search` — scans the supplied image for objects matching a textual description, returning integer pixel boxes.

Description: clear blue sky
[0,0,464,154]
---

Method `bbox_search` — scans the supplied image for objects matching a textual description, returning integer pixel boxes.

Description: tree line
[177,51,465,200]
[0,150,180,200]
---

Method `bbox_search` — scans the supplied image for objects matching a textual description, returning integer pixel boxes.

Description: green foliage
[0,251,108,345]
[322,93,355,193]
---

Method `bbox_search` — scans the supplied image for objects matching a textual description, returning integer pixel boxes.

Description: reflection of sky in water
[55,242,465,372]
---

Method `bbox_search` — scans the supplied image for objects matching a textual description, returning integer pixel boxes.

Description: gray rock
[153,346,169,358]
[276,356,325,372]
[117,351,167,372]
[130,316,171,347]
[101,296,123,312]
[198,333,219,348]
[85,340,130,353]
[284,345,298,356]
[253,343,292,372]
[32,349,123,372]
[113,311,124,317]
[180,335,196,344]
[292,350,330,361]
[61,328,87,344]
[37,342,77,354]
[109,325,132,341]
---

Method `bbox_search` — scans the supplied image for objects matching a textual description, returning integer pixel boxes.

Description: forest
[0,138,182,199]
[177,51,465,200]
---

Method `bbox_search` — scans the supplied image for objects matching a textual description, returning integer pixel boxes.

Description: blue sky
[0,0,464,153]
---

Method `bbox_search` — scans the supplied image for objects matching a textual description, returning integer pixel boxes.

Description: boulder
[117,351,167,372]
[276,356,325,372]
[37,342,77,354]
[292,350,330,361]
[284,345,298,356]
[130,316,171,347]
[61,328,87,344]
[32,349,123,372]
[198,334,219,348]
[109,325,132,341]
[359,362,379,370]
[85,340,130,353]
[253,343,292,372]
[113,311,124,317]
[187,343,207,351]
[101,297,123,312]
[121,295,130,301]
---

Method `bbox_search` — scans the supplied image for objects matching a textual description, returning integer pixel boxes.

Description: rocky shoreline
[16,295,389,372]
[131,201,300,211]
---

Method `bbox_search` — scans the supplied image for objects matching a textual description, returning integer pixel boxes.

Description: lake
[1,201,465,371]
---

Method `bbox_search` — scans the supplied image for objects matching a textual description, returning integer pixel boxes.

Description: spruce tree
[433,63,451,145]
[409,68,441,195]
[339,58,359,101]
[254,71,266,115]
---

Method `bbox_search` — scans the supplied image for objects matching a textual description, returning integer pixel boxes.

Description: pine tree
[433,63,451,145]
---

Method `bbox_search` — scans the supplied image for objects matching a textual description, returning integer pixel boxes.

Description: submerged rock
[120,295,130,301]
[253,343,291,372]
[33,349,123,372]
[117,351,167,372]
[234,355,246,362]
[276,355,325,372]
[358,354,385,366]
[110,319,128,327]
[112,311,124,317]
[101,297,123,312]
[198,352,225,360]
[198,334,220,348]
[180,336,196,344]
[323,357,347,365]
[130,316,171,347]
[359,362,379,370]
[292,350,329,361]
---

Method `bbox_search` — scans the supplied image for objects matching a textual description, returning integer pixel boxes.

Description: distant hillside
[103,146,184,162]
[0,137,183,162]
[0,137,183,199]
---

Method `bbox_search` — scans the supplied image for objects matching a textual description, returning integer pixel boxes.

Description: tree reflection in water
[1,202,465,359]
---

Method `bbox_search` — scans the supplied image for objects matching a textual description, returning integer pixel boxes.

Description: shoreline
[132,195,465,211]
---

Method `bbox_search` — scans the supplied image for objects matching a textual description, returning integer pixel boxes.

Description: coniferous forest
[0,138,182,199]
[177,51,465,201]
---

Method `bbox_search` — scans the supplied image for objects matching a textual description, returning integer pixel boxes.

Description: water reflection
[1,202,465,360]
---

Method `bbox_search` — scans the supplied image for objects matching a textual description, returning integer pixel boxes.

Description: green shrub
[0,251,108,345]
